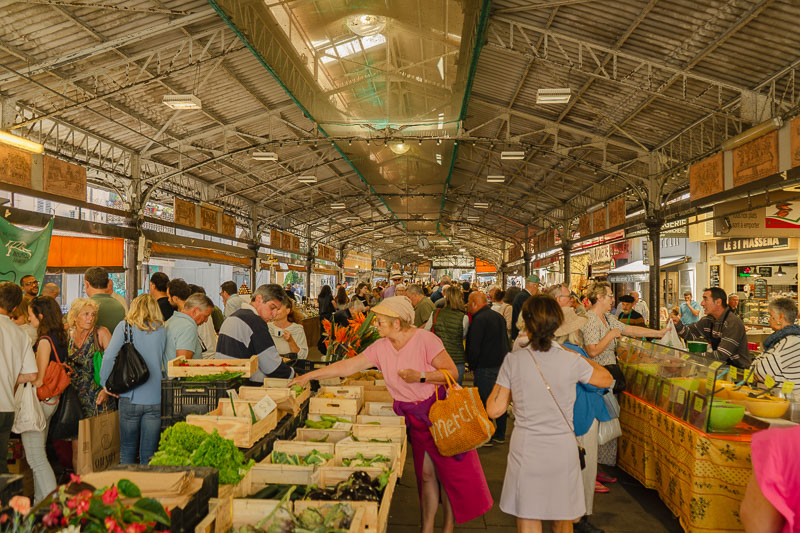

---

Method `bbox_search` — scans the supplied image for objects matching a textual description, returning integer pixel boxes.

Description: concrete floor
[385,418,684,533]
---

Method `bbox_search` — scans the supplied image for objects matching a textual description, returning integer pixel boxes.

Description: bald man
[466,291,510,445]
[40,283,60,300]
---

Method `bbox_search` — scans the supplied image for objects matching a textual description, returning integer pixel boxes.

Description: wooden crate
[296,469,397,533]
[196,497,366,533]
[185,400,278,448]
[348,426,407,478]
[317,385,365,399]
[310,396,362,418]
[364,390,392,403]
[242,462,321,494]
[239,385,310,416]
[295,427,351,443]
[167,356,258,378]
[356,415,405,426]
[362,402,395,417]
[335,442,399,471]
[344,379,388,392]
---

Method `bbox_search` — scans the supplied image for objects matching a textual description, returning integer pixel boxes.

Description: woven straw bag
[428,370,495,456]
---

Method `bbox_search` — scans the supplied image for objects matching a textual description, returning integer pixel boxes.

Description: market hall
[0,0,798,532]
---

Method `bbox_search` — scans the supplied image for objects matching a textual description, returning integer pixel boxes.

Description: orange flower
[8,496,30,516]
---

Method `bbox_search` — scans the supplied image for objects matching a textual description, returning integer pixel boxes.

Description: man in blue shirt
[164,293,213,363]
[680,291,701,324]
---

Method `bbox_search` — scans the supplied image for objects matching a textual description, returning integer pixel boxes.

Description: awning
[723,249,797,266]
[607,256,688,282]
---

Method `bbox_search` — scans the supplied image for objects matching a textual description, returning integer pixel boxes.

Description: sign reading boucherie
[715,237,789,254]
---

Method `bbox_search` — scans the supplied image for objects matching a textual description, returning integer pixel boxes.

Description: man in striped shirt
[216,283,295,382]
[671,287,751,369]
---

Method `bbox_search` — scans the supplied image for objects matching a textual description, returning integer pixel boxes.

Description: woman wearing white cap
[290,296,493,532]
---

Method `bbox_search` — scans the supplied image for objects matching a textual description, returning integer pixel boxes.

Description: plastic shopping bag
[597,418,622,446]
[12,383,46,434]
[662,319,685,350]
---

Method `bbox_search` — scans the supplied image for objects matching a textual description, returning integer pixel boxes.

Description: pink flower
[101,486,119,505]
[105,517,122,533]
[8,496,30,516]
[125,522,148,533]
[75,497,89,515]
[0,514,8,524]
[69,473,81,485]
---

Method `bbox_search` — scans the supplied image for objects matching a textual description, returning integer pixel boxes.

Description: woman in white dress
[487,294,613,533]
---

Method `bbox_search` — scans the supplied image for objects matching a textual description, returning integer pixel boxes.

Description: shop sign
[609,273,649,283]
[713,191,800,238]
[709,264,720,288]
[715,237,789,254]
[626,219,688,238]
[689,152,724,201]
[589,245,611,263]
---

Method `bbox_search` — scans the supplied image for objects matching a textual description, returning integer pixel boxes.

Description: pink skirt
[404,410,494,524]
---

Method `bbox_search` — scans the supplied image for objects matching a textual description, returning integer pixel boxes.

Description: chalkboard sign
[709,265,720,288]
[758,266,773,277]
[754,277,768,299]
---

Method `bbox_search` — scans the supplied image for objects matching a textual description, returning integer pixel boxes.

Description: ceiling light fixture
[0,131,44,153]
[331,202,346,210]
[487,175,505,183]
[297,176,317,183]
[474,202,489,208]
[389,141,410,155]
[466,216,480,222]
[162,94,202,110]
[252,151,278,161]
[459,248,466,252]
[777,265,786,277]
[536,88,571,104]
[501,151,525,160]
[346,14,387,37]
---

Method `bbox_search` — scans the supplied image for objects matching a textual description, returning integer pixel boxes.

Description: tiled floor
[386,420,684,532]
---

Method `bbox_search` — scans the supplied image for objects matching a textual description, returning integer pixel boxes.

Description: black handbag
[105,324,150,395]
[604,363,627,394]
[48,384,81,440]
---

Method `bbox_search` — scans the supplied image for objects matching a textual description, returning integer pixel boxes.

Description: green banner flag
[0,217,54,285]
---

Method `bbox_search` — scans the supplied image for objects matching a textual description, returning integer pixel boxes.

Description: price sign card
[688,393,709,430]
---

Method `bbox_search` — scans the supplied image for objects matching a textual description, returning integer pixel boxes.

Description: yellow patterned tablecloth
[617,393,752,533]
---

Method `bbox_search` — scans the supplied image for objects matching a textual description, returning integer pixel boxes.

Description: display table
[617,392,752,533]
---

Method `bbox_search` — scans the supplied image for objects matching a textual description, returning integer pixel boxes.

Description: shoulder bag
[105,323,150,395]
[428,370,495,456]
[36,336,73,403]
[527,348,586,470]
[430,309,442,334]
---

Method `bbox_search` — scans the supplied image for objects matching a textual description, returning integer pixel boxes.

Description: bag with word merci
[428,370,494,456]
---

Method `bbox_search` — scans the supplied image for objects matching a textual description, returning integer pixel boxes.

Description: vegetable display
[232,487,355,533]
[341,453,391,468]
[303,415,352,429]
[290,385,305,397]
[269,449,332,466]
[149,422,254,484]
[303,471,391,502]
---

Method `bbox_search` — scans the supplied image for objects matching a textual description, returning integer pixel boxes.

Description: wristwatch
[419,372,426,383]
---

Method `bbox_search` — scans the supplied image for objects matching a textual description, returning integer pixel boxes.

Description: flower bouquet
[322,312,380,362]
[3,474,170,533]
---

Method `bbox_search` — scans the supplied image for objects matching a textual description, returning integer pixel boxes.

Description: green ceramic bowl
[709,400,745,430]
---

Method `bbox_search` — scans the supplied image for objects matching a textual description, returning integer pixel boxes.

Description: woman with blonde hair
[66,298,112,420]
[580,281,665,470]
[99,294,166,464]
[424,285,470,384]
[291,296,492,532]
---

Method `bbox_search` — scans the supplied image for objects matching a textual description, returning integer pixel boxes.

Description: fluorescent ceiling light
[474,202,489,208]
[0,131,43,154]
[297,176,317,183]
[437,56,445,80]
[162,94,202,110]
[385,239,393,243]
[252,151,277,161]
[459,248,466,252]
[466,216,480,222]
[487,175,505,183]
[373,233,383,238]
[331,202,346,210]
[501,151,525,160]
[536,88,571,104]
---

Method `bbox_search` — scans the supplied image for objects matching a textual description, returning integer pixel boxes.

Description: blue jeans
[455,363,465,386]
[118,398,160,465]
[474,367,506,440]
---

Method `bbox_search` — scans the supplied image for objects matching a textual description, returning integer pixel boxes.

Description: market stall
[615,337,797,532]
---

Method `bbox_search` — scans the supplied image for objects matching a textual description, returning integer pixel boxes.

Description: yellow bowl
[726,386,757,401]
[738,397,790,418]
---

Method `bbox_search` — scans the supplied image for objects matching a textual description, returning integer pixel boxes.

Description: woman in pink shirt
[291,296,493,532]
